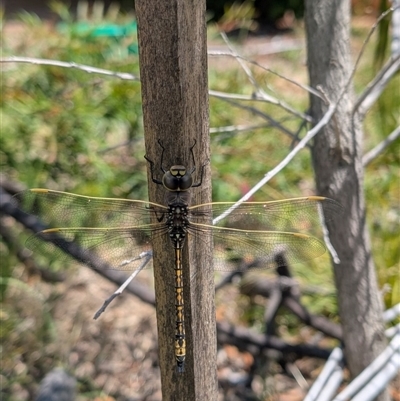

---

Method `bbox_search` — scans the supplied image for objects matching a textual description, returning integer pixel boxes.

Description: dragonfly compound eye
[163,166,193,191]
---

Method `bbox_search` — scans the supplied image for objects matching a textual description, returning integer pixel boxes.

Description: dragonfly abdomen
[174,247,186,373]
[166,203,190,373]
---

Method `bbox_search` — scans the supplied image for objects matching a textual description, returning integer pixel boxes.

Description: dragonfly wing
[25,224,166,271]
[188,223,327,271]
[13,189,168,228]
[189,197,343,233]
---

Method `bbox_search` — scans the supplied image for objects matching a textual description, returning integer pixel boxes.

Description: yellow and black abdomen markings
[174,247,186,373]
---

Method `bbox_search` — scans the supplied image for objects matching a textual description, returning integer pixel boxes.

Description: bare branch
[211,33,314,122]
[93,251,153,319]
[217,321,332,360]
[209,89,269,101]
[392,1,400,55]
[318,201,341,264]
[347,7,397,102]
[213,103,336,224]
[209,53,314,121]
[1,55,310,123]
[212,9,398,232]
[0,56,140,81]
[218,96,301,141]
[220,31,267,100]
[208,38,303,57]
[354,55,400,118]
[209,89,312,122]
[363,126,400,166]
[210,123,271,135]
[209,122,309,146]
[208,50,323,100]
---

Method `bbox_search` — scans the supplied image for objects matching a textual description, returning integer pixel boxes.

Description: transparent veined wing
[14,190,343,272]
[13,189,168,228]
[188,223,328,271]
[189,196,343,234]
[25,225,167,271]
[187,196,343,270]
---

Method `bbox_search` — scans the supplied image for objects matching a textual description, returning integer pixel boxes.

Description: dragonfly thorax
[167,204,189,247]
[165,190,191,208]
[162,165,193,191]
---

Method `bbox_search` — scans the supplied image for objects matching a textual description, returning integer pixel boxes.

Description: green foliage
[365,156,400,307]
[361,21,400,308]
[1,11,145,395]
[374,0,391,69]
[208,70,313,202]
[1,8,145,199]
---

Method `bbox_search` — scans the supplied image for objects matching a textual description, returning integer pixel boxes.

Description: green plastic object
[57,21,138,54]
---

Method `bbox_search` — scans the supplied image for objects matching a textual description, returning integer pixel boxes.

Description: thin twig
[210,123,271,134]
[0,56,140,81]
[354,55,400,118]
[213,103,336,224]
[318,202,341,264]
[208,50,324,100]
[220,31,267,100]
[210,35,314,122]
[2,55,311,123]
[209,89,312,122]
[348,7,397,101]
[286,362,309,391]
[363,126,400,166]
[218,96,301,141]
[208,38,303,57]
[94,251,153,319]
[213,10,398,254]
[392,1,400,56]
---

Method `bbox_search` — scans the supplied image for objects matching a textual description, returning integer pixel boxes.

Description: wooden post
[135,1,217,399]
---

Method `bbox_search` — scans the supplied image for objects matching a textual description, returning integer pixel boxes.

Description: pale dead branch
[363,126,400,166]
[0,56,140,81]
[354,55,400,118]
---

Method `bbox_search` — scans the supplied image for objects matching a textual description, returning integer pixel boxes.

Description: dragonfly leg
[187,139,197,176]
[156,139,167,174]
[191,159,209,188]
[144,154,163,186]
[187,138,210,188]
[144,139,169,184]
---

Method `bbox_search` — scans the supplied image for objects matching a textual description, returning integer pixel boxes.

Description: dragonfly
[14,142,343,373]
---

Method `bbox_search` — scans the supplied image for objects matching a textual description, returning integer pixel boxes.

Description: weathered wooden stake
[135,1,218,399]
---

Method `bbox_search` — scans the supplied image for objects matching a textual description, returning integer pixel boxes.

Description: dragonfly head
[163,165,193,191]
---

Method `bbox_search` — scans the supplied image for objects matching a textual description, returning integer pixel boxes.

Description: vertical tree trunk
[135,1,217,399]
[304,2,389,400]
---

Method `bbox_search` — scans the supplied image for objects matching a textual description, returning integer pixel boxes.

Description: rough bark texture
[135,1,217,399]
[304,2,389,400]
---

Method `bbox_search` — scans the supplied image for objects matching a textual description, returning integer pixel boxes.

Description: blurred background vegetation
[1,0,399,400]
